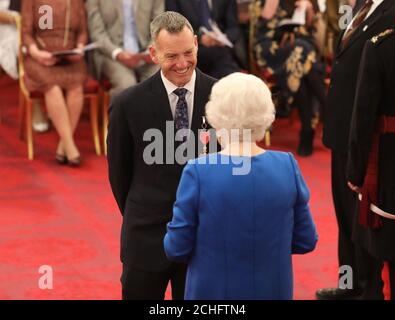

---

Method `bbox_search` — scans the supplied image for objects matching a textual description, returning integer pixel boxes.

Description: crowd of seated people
[166,0,242,79]
[0,0,356,164]
[86,0,163,97]
[254,0,327,156]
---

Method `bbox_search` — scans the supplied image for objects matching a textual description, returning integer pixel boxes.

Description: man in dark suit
[165,0,241,78]
[107,11,216,300]
[347,27,395,300]
[318,0,395,300]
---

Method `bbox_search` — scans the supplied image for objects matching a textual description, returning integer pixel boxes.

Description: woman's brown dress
[22,0,87,92]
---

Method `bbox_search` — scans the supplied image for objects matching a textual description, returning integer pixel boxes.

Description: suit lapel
[335,0,364,53]
[149,69,209,131]
[149,71,174,124]
[148,69,211,156]
[191,69,207,135]
[337,1,391,57]
[149,69,214,157]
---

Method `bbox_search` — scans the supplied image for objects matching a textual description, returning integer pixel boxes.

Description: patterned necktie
[173,88,189,138]
[341,0,374,48]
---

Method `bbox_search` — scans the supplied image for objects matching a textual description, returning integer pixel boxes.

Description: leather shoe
[316,287,362,300]
[55,153,68,165]
[297,129,315,157]
[67,156,81,167]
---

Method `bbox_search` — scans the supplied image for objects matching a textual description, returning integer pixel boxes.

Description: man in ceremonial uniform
[347,27,395,300]
[318,0,395,300]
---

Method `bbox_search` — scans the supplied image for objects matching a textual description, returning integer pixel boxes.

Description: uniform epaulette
[370,28,395,45]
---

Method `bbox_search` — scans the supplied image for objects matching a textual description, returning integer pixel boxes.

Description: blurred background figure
[86,0,163,97]
[0,0,49,132]
[22,0,89,166]
[166,0,241,78]
[312,0,344,61]
[311,0,361,62]
[0,0,18,80]
[164,73,318,300]
[253,0,326,157]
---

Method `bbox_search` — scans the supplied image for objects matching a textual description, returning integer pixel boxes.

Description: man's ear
[194,35,198,50]
[149,45,159,64]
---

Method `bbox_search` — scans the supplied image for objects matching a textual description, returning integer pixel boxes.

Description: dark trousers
[295,68,327,132]
[121,262,187,300]
[295,79,314,132]
[331,151,384,299]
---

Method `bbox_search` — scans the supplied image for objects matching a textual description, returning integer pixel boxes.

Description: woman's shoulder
[186,151,297,169]
[187,151,296,162]
[256,150,299,172]
[260,150,294,160]
[187,153,221,166]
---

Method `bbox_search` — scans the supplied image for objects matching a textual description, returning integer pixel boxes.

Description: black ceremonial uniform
[347,28,395,299]
[318,0,395,300]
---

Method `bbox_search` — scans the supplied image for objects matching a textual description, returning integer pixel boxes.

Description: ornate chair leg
[19,89,26,140]
[26,99,34,160]
[89,95,101,155]
[102,91,109,156]
[265,130,271,147]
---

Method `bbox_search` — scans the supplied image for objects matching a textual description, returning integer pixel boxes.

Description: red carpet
[0,76,339,300]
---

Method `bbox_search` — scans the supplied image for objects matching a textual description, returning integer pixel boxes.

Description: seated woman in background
[0,0,19,80]
[254,0,326,157]
[164,73,318,300]
[22,0,88,166]
[1,0,49,133]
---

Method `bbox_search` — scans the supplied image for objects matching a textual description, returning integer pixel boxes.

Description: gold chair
[0,10,19,124]
[100,79,111,156]
[16,15,101,160]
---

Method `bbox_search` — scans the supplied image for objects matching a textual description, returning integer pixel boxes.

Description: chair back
[14,14,30,98]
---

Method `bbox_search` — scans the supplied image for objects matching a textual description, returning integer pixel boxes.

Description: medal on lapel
[199,116,210,156]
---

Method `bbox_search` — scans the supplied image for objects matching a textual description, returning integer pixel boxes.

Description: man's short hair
[150,11,194,42]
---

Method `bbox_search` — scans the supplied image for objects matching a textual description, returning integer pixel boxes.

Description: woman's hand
[29,44,57,66]
[200,34,224,47]
[116,51,142,69]
[66,43,85,63]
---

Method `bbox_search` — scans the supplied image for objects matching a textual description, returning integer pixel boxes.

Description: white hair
[205,72,275,143]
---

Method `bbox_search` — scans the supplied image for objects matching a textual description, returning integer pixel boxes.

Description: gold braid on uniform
[370,28,395,45]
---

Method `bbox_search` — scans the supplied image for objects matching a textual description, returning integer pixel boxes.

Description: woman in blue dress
[164,72,318,300]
